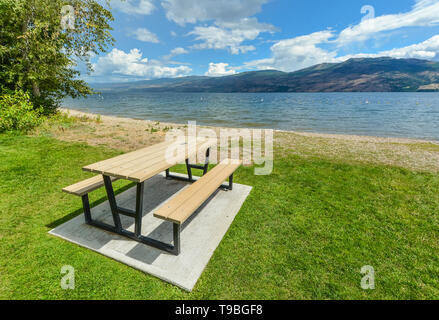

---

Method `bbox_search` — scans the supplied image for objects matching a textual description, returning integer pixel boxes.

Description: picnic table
[63,138,242,255]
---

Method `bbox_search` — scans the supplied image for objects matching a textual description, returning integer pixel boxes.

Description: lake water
[63,92,439,141]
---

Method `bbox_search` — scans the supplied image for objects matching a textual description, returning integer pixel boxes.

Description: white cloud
[161,0,275,55]
[337,0,439,45]
[163,47,189,60]
[414,0,439,10]
[169,47,188,56]
[161,0,269,25]
[111,0,155,15]
[246,32,439,73]
[190,18,276,54]
[130,28,159,43]
[205,62,237,76]
[92,48,192,81]
[190,26,254,54]
[245,31,337,71]
[337,34,439,61]
[243,1,439,72]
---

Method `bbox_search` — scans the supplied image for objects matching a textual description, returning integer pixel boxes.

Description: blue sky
[85,0,439,82]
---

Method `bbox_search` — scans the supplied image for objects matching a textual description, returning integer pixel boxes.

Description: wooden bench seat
[154,159,242,225]
[63,175,119,197]
[63,175,121,229]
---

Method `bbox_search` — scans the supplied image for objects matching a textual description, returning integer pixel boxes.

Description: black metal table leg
[185,159,193,181]
[203,147,211,175]
[103,175,122,232]
[83,175,182,255]
[81,195,92,224]
[166,147,211,182]
[173,223,181,255]
[135,182,144,237]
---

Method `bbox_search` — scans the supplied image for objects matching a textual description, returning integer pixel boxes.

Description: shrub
[0,90,43,133]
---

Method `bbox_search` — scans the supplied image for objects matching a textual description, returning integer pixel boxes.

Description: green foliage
[0,90,42,132]
[0,0,114,113]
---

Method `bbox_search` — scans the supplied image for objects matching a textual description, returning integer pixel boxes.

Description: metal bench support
[166,147,211,182]
[81,176,181,255]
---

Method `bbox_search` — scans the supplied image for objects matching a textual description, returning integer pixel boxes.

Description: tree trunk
[32,81,40,97]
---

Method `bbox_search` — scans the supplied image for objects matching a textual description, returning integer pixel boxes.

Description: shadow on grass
[46,182,137,229]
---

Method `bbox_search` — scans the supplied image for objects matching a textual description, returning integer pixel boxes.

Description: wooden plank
[83,145,158,172]
[63,175,104,194]
[154,163,230,220]
[154,159,242,224]
[105,142,196,181]
[83,140,177,173]
[126,160,176,182]
[84,140,176,174]
[126,148,192,182]
[157,160,241,224]
[103,144,181,177]
[62,176,118,196]
[95,140,184,174]
[83,138,216,178]
[106,153,170,178]
[129,139,216,182]
[167,161,241,224]
[118,139,208,178]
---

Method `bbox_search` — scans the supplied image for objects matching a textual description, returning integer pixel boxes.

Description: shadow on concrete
[125,188,221,264]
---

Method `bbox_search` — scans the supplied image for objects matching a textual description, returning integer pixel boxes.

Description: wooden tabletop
[83,138,217,183]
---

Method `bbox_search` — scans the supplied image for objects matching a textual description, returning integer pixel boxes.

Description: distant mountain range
[92,58,439,93]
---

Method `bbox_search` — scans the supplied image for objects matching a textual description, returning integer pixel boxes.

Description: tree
[0,0,114,113]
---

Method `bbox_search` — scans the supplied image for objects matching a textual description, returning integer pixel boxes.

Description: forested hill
[93,58,439,93]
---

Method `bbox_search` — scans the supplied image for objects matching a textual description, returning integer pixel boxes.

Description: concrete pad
[49,173,252,291]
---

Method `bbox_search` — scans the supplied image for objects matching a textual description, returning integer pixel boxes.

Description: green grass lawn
[1,133,439,299]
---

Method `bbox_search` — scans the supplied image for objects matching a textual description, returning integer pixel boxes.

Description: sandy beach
[35,107,439,173]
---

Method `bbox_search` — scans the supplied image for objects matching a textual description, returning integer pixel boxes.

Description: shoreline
[35,107,439,173]
[60,107,439,145]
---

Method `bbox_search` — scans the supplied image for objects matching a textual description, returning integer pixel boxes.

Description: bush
[0,90,43,133]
